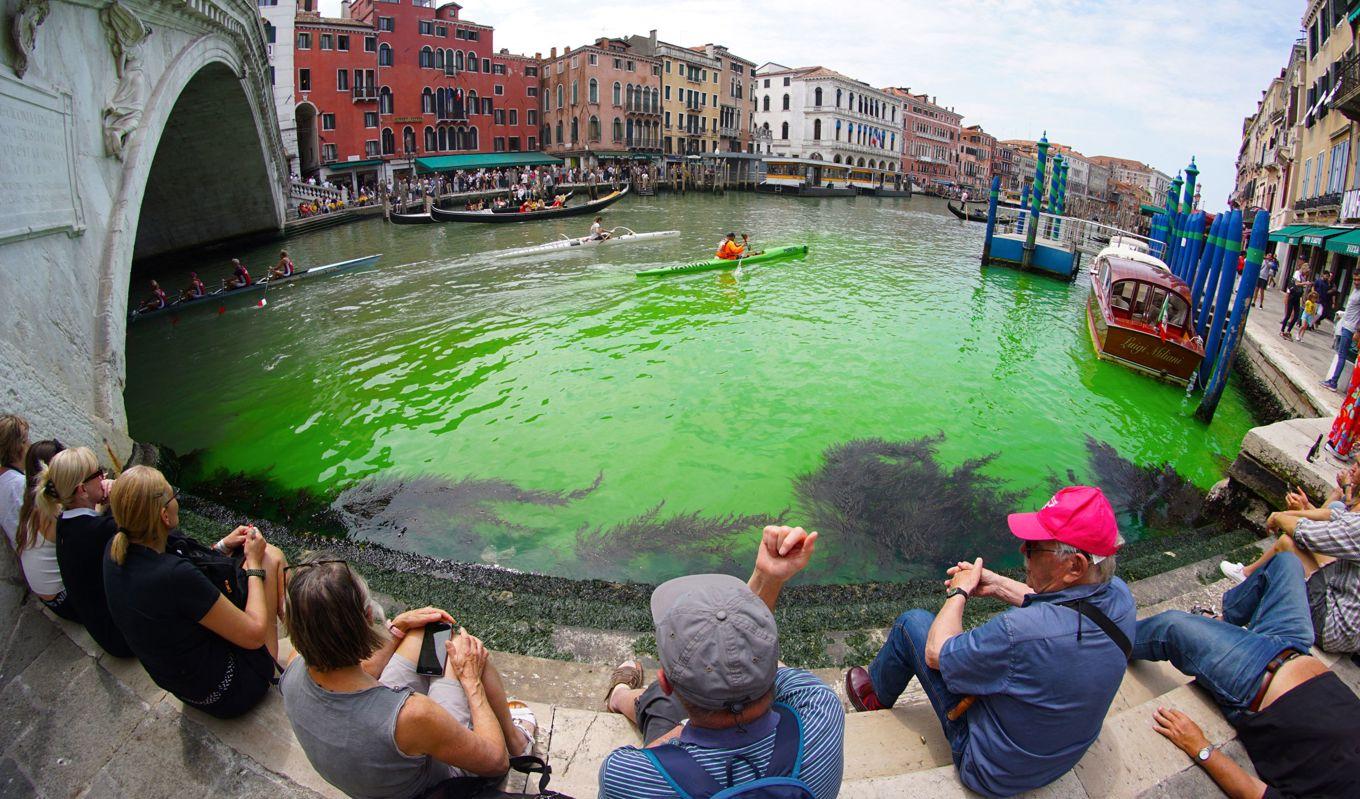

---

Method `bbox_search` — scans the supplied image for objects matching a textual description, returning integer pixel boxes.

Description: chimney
[535,52,541,60]
[565,45,572,54]
[550,46,557,59]
[649,28,657,49]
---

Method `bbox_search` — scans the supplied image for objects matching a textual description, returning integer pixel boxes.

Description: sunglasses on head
[82,467,106,484]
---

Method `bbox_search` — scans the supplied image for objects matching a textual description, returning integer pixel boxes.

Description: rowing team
[137,251,297,312]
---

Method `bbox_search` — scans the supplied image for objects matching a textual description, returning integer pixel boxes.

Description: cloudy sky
[320,0,1301,204]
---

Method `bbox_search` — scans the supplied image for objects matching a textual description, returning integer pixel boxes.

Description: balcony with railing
[353,86,378,102]
[1332,52,1360,122]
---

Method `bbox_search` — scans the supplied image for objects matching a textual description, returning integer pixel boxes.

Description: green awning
[1268,224,1313,243]
[326,158,384,170]
[1299,226,1347,247]
[1139,203,1167,216]
[415,152,563,172]
[1325,228,1360,255]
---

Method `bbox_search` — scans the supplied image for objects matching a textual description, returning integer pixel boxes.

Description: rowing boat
[635,245,809,277]
[496,227,679,258]
[128,253,382,322]
[431,186,628,223]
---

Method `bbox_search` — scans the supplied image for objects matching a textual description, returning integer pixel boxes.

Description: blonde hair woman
[15,439,78,620]
[105,466,286,718]
[35,447,132,657]
[0,413,30,550]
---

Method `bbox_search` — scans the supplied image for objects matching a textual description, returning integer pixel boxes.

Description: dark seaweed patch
[574,502,785,579]
[792,435,1023,580]
[1076,436,1205,539]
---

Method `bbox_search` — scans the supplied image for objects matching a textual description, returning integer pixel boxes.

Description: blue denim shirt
[939,577,1136,798]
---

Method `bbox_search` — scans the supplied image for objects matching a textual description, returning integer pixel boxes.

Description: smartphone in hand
[415,622,454,676]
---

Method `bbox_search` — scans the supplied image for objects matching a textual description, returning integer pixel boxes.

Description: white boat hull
[497,230,679,258]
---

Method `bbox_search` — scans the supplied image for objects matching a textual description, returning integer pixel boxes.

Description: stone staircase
[4,553,1358,799]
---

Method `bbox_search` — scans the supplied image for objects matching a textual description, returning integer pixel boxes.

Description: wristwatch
[945,587,970,601]
[1195,743,1217,763]
[242,568,267,580]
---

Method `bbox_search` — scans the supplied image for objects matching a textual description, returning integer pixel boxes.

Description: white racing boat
[496,227,679,258]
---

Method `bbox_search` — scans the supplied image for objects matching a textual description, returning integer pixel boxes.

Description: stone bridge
[0,0,286,452]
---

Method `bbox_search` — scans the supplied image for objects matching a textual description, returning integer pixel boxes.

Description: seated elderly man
[1136,550,1360,798]
[844,486,1135,798]
[1219,465,1359,655]
[597,526,845,799]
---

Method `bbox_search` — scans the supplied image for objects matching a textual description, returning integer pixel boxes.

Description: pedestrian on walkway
[1322,284,1360,390]
[1282,271,1308,338]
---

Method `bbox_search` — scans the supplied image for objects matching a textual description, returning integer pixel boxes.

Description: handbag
[167,533,249,610]
[420,755,573,799]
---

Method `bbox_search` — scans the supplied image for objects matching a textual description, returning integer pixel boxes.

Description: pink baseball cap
[1007,486,1120,557]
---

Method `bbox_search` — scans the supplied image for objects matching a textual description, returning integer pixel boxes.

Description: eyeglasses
[82,468,106,484]
[1021,542,1095,561]
[162,487,180,507]
[284,559,349,574]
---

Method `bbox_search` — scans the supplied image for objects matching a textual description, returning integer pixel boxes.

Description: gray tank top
[280,657,455,799]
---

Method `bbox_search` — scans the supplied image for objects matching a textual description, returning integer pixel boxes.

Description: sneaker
[1220,561,1247,584]
[845,666,885,712]
[1322,381,1339,392]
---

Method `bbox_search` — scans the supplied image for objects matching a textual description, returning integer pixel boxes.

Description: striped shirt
[1295,508,1360,653]
[598,668,845,799]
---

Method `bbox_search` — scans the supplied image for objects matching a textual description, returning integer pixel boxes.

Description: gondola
[947,202,990,223]
[430,186,628,223]
[128,253,382,322]
[389,210,434,225]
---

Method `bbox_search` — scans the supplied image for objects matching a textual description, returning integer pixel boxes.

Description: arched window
[814,87,823,107]
[438,126,447,150]
[833,154,841,163]
[420,46,432,68]
[813,118,821,140]
[381,128,394,154]
[626,118,634,145]
[423,88,434,114]
[625,84,633,110]
[589,78,599,104]
[466,127,478,149]
[466,91,477,114]
[570,118,578,143]
[613,81,622,106]
[857,156,865,167]
[403,126,415,154]
[780,121,788,139]
[782,94,789,111]
[613,118,623,142]
[762,95,769,112]
[556,84,564,110]
[589,115,600,141]
[379,86,393,115]
[555,121,563,144]
[379,43,392,67]
[456,50,464,70]
[436,49,445,69]
[836,88,842,107]
[571,79,579,105]
[424,126,436,151]
[835,118,841,140]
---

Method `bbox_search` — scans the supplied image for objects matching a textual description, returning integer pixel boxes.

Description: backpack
[166,533,248,610]
[639,703,816,799]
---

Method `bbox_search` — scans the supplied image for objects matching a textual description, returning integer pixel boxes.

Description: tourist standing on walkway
[281,558,535,799]
[1322,283,1360,390]
[1264,252,1279,288]
[598,526,845,799]
[1281,272,1308,338]
[844,486,1135,798]
[34,447,132,657]
[1134,552,1360,798]
[104,466,286,718]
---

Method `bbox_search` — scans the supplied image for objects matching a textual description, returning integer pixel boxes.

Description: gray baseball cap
[650,574,779,712]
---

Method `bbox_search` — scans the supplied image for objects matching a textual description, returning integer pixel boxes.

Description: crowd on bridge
[1,410,1358,798]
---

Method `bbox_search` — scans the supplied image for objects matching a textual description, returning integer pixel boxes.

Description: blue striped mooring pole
[982,176,1000,265]
[1196,209,1266,421]
[1022,133,1050,271]
[1198,209,1244,389]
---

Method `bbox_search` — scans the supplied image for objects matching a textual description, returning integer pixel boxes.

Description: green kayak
[635,244,809,277]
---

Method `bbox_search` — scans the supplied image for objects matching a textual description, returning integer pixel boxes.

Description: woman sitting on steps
[279,557,536,799]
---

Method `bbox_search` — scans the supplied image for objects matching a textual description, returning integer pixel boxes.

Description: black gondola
[389,210,434,224]
[431,186,628,223]
[947,202,990,223]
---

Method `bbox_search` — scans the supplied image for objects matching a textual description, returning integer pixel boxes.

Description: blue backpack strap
[641,745,723,799]
[765,703,806,779]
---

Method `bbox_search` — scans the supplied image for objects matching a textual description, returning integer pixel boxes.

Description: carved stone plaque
[0,71,85,244]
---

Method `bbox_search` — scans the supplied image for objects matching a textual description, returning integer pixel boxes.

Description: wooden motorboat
[431,187,627,223]
[1086,247,1204,384]
[129,253,381,322]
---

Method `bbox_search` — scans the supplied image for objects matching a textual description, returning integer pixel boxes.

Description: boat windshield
[1110,280,1189,329]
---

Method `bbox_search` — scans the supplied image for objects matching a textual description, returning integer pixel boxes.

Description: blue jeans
[868,609,969,760]
[1133,552,1315,725]
[1326,326,1355,386]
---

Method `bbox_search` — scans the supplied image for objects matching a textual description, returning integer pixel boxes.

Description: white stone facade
[752,63,903,173]
[259,0,299,170]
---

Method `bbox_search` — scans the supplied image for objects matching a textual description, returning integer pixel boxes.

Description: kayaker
[268,250,295,281]
[224,259,252,290]
[590,217,611,241]
[716,233,750,260]
[181,273,206,301]
[139,280,168,312]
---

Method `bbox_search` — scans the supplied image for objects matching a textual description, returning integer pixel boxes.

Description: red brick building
[539,38,662,167]
[293,0,541,189]
[886,88,961,193]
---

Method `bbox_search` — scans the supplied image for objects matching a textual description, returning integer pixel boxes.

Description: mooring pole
[1197,210,1266,421]
[1179,212,1206,283]
[1017,181,1031,235]
[1022,133,1050,271]
[1198,210,1244,388]
[1192,212,1223,330]
[982,175,1001,265]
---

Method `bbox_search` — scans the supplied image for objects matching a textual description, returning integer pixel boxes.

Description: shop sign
[394,116,423,123]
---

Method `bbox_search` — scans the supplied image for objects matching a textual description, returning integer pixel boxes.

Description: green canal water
[125,194,1258,584]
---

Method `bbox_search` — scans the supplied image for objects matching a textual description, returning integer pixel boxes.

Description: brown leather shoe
[845,666,885,712]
